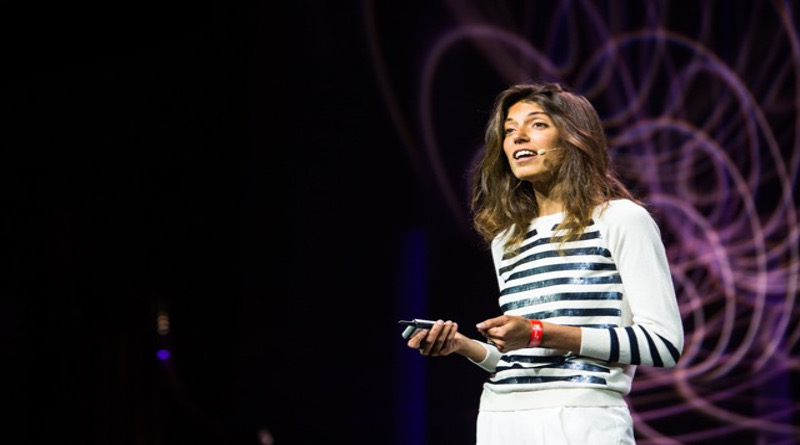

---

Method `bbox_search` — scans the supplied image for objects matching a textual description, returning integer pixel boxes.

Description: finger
[407,329,429,350]
[486,337,506,352]
[487,325,505,339]
[477,315,507,331]
[446,322,458,342]
[441,322,458,352]
[424,320,447,355]
[430,321,453,355]
[420,321,445,355]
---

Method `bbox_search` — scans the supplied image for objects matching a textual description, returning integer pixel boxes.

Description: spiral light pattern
[366,1,800,443]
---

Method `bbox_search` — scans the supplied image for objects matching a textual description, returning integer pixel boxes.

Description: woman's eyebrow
[524,111,549,120]
[505,111,549,123]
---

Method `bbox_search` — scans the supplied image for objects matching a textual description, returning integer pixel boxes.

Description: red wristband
[527,319,543,347]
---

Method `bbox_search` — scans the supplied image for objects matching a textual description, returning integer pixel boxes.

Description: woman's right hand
[406,320,465,356]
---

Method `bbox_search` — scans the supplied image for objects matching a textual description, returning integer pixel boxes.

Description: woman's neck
[529,177,564,216]
[535,191,564,216]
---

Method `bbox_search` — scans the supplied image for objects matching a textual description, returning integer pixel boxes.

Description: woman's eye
[532,122,548,128]
[504,128,515,135]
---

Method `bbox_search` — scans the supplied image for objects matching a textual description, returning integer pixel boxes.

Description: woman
[407,82,684,444]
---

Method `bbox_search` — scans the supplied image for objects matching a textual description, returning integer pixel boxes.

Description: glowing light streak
[365,0,800,441]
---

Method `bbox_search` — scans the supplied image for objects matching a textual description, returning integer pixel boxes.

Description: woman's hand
[476,316,583,352]
[476,315,531,352]
[406,320,464,356]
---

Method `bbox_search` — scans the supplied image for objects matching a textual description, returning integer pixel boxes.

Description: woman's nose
[514,128,529,143]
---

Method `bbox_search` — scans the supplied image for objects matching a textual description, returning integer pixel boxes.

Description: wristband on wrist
[527,319,543,347]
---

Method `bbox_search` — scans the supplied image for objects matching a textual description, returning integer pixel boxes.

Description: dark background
[3,1,265,443]
[3,1,798,444]
[3,1,470,444]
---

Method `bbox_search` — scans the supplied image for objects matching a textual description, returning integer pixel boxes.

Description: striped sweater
[471,199,684,411]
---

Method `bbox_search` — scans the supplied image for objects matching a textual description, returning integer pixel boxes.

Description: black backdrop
[3,1,261,444]
[3,1,489,444]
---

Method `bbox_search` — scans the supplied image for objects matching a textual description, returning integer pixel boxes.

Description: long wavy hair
[470,82,639,253]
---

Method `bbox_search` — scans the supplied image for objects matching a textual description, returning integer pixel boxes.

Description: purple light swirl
[365,1,800,442]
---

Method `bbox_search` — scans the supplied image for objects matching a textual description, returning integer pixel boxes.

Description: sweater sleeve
[467,340,502,372]
[579,200,684,367]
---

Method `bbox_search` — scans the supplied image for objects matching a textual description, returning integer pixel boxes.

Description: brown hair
[470,82,638,252]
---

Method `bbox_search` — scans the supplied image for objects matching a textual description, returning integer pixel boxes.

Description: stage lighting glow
[157,349,170,361]
[157,310,170,336]
[366,1,799,442]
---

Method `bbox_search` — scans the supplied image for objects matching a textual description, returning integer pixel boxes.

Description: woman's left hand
[476,315,531,352]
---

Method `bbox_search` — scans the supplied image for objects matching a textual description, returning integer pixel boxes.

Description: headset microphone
[536,147,561,155]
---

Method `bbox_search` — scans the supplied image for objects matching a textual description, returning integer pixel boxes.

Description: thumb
[476,315,507,331]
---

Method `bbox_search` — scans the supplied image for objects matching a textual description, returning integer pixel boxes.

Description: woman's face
[502,100,561,183]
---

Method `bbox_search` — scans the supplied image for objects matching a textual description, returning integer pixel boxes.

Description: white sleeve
[580,200,684,367]
[467,339,502,372]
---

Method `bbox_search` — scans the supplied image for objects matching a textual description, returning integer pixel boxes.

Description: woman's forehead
[505,101,550,120]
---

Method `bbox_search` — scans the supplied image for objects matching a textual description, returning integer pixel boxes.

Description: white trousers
[476,405,635,445]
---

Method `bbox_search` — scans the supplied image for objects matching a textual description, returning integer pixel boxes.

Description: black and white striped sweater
[472,199,684,411]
